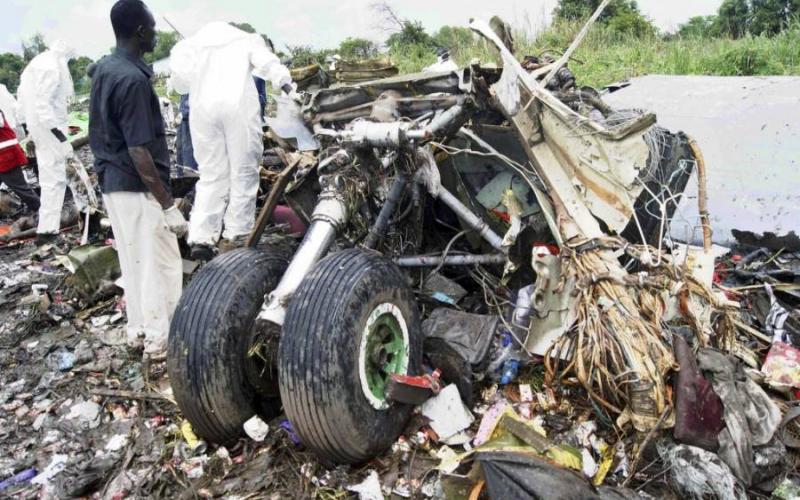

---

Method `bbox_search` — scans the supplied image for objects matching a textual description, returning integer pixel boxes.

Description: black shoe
[35,232,58,246]
[190,244,216,262]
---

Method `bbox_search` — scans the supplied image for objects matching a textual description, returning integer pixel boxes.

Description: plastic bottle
[500,359,520,385]
[488,329,522,384]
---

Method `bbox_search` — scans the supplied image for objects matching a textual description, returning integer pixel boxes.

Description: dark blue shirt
[89,48,170,193]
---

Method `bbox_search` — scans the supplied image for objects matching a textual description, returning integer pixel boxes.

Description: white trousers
[31,125,68,234]
[103,192,183,355]
[187,103,263,246]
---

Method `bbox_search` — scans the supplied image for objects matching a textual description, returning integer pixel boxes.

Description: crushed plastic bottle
[500,359,520,385]
[488,329,522,384]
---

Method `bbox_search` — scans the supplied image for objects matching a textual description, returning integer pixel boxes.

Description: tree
[553,0,656,37]
[750,0,797,35]
[285,45,335,68]
[337,38,379,60]
[676,16,720,38]
[386,20,436,49]
[229,22,257,34]
[713,0,799,38]
[22,33,48,62]
[716,0,751,37]
[0,52,25,92]
[372,2,436,49]
[143,31,179,64]
[69,56,94,94]
[433,26,474,52]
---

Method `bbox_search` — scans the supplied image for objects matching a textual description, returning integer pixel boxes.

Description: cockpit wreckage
[166,18,744,472]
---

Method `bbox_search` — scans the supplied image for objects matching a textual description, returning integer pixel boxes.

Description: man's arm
[128,145,173,209]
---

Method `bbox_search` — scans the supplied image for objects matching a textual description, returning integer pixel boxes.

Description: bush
[711,42,783,75]
[338,38,379,61]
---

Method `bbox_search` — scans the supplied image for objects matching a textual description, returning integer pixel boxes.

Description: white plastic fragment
[243,415,270,442]
[347,469,383,500]
[105,433,130,452]
[31,454,68,486]
[66,400,101,429]
[581,448,599,478]
[421,384,474,441]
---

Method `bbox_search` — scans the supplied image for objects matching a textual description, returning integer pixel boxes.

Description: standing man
[89,0,187,359]
[17,40,76,245]
[170,22,295,261]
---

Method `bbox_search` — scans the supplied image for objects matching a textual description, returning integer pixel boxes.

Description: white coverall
[17,41,75,235]
[169,22,292,246]
[103,192,182,356]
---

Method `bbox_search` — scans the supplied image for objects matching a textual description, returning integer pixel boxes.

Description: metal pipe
[364,174,408,249]
[258,191,348,326]
[395,253,507,267]
[436,187,506,252]
[425,104,465,136]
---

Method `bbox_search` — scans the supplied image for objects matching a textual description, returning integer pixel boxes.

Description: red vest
[0,112,27,174]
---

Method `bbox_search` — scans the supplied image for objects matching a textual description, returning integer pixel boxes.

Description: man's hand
[128,146,174,210]
[164,205,188,237]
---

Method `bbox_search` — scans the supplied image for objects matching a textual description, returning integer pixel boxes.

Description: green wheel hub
[358,303,410,409]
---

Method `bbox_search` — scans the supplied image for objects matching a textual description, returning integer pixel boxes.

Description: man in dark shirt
[89,0,187,359]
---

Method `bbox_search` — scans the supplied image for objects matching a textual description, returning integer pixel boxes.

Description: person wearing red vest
[0,110,40,214]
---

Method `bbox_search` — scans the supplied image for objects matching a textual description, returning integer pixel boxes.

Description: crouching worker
[0,110,40,215]
[89,0,188,359]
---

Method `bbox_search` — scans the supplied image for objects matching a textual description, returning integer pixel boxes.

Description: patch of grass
[391,19,800,88]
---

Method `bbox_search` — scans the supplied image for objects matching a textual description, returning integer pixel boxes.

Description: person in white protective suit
[169,22,295,261]
[423,48,458,73]
[17,40,76,245]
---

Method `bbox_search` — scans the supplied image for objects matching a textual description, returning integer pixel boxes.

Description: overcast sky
[1,0,724,59]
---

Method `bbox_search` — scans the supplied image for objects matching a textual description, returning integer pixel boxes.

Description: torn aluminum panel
[604,75,800,250]
[469,20,655,242]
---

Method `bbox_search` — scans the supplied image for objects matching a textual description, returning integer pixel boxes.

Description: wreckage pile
[4,13,800,500]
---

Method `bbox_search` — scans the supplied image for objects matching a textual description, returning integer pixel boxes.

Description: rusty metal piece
[688,137,713,253]
[246,152,301,248]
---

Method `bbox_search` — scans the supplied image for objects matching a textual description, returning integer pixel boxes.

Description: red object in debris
[532,243,559,256]
[0,116,27,174]
[491,209,511,223]
[731,254,743,263]
[672,334,725,451]
[272,205,307,235]
[386,370,443,405]
[391,369,443,393]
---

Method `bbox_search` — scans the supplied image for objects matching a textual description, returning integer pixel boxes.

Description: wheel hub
[358,303,410,410]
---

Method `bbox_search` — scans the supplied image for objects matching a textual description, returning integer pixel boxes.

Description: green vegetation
[143,30,179,64]
[381,0,800,88]
[1,0,800,96]
[512,19,800,88]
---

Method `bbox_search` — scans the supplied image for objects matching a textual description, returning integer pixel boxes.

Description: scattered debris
[2,9,800,500]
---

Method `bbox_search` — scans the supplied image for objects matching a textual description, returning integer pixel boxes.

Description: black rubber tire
[279,249,422,464]
[168,247,288,445]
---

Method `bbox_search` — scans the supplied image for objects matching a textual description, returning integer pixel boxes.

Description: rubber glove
[164,204,188,237]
